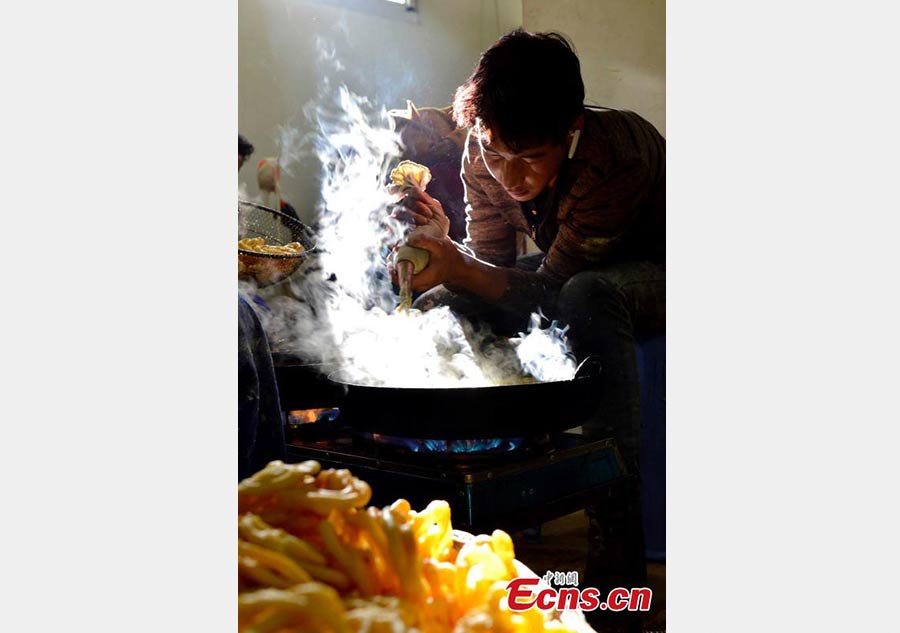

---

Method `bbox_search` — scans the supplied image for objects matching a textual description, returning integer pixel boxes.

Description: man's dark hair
[238,134,255,160]
[452,29,584,151]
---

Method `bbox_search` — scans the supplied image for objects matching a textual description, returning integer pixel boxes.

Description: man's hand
[392,188,450,239]
[389,232,464,293]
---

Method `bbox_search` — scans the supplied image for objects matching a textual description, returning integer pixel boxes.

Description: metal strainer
[238,200,316,287]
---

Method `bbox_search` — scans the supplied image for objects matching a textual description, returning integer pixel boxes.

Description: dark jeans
[414,256,665,632]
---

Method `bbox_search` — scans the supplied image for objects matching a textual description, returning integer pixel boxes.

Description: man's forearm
[446,244,562,314]
[447,250,510,301]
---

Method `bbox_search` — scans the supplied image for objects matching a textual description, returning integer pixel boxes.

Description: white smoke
[304,86,402,310]
[511,313,578,383]
[275,124,306,177]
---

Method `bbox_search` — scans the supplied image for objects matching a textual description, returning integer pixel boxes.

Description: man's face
[478,132,567,202]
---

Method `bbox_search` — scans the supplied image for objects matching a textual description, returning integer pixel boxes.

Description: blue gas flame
[397,437,526,453]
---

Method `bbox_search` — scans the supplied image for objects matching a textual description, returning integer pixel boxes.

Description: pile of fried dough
[239,237,305,256]
[238,460,583,633]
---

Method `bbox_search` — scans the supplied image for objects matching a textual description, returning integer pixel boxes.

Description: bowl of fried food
[238,200,316,286]
[238,459,596,632]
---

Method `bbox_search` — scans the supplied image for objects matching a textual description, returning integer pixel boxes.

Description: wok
[271,353,347,411]
[327,357,601,439]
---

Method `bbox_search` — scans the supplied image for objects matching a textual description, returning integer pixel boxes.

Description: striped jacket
[460,107,665,309]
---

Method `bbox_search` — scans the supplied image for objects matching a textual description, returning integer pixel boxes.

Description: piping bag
[394,241,430,312]
[389,161,436,312]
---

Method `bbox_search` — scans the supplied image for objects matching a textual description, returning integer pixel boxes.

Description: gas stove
[284,418,627,534]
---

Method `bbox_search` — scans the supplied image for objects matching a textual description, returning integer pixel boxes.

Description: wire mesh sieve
[238,199,316,286]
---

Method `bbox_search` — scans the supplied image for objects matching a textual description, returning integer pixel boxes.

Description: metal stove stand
[285,427,627,534]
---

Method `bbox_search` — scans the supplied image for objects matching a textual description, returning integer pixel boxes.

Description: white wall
[522,0,665,135]
[239,0,522,223]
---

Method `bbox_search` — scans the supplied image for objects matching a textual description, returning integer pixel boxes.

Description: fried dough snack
[239,513,351,590]
[239,237,305,256]
[238,460,588,633]
[239,460,372,517]
[345,596,422,633]
[239,583,349,633]
[452,583,546,633]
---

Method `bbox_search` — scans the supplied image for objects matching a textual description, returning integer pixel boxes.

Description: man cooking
[394,29,664,633]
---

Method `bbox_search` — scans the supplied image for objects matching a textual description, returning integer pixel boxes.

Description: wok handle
[574,355,603,380]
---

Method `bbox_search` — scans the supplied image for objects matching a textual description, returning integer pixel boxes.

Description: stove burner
[362,433,528,454]
[286,408,341,425]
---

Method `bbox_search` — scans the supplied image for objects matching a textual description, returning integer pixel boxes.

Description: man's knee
[412,284,491,316]
[557,272,626,323]
[412,285,526,334]
[412,285,455,312]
